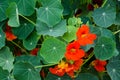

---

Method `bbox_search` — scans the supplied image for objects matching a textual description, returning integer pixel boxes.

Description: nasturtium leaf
[0,28,5,49]
[75,73,99,80]
[37,0,63,27]
[40,37,66,63]
[92,7,116,28]
[0,46,14,72]
[62,25,77,42]
[6,2,20,27]
[36,20,67,37]
[0,0,8,22]
[10,0,36,16]
[0,67,9,80]
[107,57,120,80]
[23,32,40,50]
[15,55,41,66]
[12,21,34,39]
[94,37,116,60]
[45,73,72,80]
[13,62,41,80]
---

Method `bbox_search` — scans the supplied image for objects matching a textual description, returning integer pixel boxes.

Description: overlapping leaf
[15,55,41,66]
[0,46,14,72]
[23,32,40,50]
[6,2,20,27]
[40,37,66,63]
[0,28,5,49]
[13,62,41,80]
[62,25,77,42]
[37,0,63,27]
[12,21,34,39]
[36,20,67,37]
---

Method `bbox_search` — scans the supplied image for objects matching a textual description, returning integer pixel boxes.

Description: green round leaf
[36,20,67,37]
[0,67,9,80]
[11,0,35,16]
[94,37,116,60]
[75,73,99,80]
[62,25,77,42]
[107,58,120,80]
[45,73,72,80]
[0,46,14,72]
[0,0,9,22]
[23,32,40,50]
[6,2,20,27]
[40,37,66,63]
[92,7,116,28]
[12,21,34,39]
[37,0,63,27]
[13,62,41,80]
[0,28,5,49]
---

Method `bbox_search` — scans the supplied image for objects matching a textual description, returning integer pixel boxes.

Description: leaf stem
[113,30,120,35]
[10,41,29,55]
[35,63,57,69]
[19,14,36,26]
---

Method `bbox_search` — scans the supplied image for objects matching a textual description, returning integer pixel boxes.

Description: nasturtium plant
[0,0,120,80]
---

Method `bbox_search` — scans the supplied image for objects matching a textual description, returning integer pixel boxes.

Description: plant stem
[113,30,120,35]
[11,41,29,55]
[82,52,94,66]
[19,14,36,26]
[35,63,57,69]
[101,0,107,7]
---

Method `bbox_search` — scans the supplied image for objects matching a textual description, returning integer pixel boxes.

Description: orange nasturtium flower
[92,59,107,72]
[65,41,85,61]
[5,24,17,41]
[76,24,97,46]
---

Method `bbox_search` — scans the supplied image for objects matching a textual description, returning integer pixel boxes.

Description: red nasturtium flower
[92,59,107,72]
[49,59,83,78]
[65,41,85,61]
[76,24,97,46]
[5,24,17,41]
[30,48,39,55]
